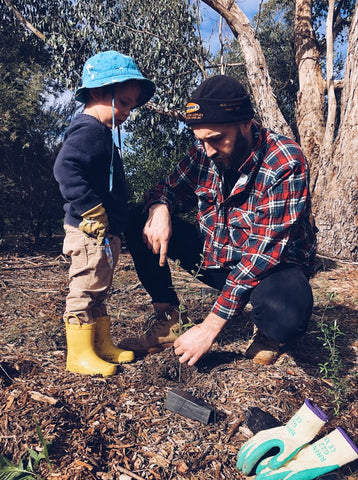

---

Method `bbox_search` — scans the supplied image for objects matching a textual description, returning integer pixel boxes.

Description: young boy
[54,50,155,376]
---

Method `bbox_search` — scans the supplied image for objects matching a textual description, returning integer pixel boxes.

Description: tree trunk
[312,5,358,260]
[323,0,337,148]
[202,0,293,138]
[294,0,326,189]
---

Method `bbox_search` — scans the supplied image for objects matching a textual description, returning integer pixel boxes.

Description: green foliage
[115,0,204,200]
[0,456,35,480]
[317,293,349,414]
[11,0,208,106]
[33,418,51,468]
[2,0,208,214]
[0,418,51,480]
[0,5,70,243]
[124,113,195,203]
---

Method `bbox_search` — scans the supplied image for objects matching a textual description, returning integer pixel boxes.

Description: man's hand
[143,204,172,266]
[174,312,227,366]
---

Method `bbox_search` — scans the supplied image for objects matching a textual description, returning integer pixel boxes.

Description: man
[119,75,316,366]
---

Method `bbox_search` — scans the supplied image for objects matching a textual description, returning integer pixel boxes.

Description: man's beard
[211,129,249,172]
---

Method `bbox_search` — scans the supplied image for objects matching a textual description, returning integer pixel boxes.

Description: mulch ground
[1,241,358,479]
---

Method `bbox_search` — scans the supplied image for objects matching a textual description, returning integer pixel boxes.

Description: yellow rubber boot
[65,321,117,376]
[94,316,135,364]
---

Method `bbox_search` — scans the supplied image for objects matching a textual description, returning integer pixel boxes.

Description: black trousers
[124,209,313,344]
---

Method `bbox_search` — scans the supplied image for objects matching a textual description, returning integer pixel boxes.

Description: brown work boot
[245,327,284,365]
[117,303,183,356]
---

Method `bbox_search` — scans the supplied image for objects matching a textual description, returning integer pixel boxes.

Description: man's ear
[242,119,253,133]
[237,119,252,137]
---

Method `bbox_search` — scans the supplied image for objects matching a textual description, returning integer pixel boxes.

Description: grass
[0,418,51,480]
[316,292,350,414]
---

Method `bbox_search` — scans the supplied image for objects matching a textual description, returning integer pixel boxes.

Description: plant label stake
[165,388,216,424]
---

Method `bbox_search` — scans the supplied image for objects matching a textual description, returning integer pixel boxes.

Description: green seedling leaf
[34,418,50,464]
[0,454,35,479]
[181,321,193,330]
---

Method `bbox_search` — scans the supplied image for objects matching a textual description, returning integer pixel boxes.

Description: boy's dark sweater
[54,114,128,235]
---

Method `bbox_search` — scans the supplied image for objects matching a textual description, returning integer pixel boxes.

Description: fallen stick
[117,465,144,480]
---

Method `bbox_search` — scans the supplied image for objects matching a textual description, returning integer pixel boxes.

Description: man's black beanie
[185,75,254,126]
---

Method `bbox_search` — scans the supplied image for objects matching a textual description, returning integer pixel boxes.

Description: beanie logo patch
[186,102,200,113]
[220,101,242,112]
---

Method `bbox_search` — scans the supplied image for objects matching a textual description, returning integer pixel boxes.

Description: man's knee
[250,266,313,343]
[251,296,310,343]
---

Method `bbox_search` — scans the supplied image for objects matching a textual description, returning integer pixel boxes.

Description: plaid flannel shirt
[144,123,317,321]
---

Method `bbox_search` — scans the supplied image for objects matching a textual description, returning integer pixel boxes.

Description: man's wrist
[149,203,168,213]
[202,312,227,337]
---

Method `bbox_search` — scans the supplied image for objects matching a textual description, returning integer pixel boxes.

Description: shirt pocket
[195,187,218,227]
[227,207,254,248]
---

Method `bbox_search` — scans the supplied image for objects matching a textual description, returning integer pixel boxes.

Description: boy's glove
[255,428,358,480]
[79,203,108,245]
[236,399,328,475]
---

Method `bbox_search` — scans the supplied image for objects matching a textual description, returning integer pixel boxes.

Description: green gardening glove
[236,399,328,475]
[79,203,109,245]
[255,428,358,480]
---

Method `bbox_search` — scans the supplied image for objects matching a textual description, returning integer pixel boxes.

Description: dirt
[1,242,358,479]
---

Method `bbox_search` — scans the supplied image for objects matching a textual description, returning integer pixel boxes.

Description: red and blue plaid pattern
[145,124,316,320]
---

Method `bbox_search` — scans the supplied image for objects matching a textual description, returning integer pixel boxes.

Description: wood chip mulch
[1,244,358,479]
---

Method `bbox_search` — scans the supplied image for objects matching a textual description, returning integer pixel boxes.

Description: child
[54,50,155,376]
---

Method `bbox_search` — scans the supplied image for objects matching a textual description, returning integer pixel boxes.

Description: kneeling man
[120,75,316,366]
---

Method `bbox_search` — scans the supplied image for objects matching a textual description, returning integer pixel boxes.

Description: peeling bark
[294,0,326,188]
[202,0,293,138]
[313,5,358,260]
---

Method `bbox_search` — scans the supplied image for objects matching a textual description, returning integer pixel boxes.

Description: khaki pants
[63,225,121,323]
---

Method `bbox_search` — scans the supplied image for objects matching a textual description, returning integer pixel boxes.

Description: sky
[198,0,263,54]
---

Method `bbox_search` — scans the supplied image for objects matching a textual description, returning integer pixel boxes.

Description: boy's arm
[53,121,105,217]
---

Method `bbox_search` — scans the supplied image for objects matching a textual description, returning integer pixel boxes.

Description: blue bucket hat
[75,50,155,107]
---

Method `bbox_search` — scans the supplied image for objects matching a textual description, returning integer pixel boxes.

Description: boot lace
[143,311,172,334]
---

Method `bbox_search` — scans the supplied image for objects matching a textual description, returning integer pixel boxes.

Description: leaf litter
[0,244,358,479]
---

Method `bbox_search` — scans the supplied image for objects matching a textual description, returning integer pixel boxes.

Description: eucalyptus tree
[202,0,358,261]
[0,3,66,242]
[6,0,357,260]
[253,0,298,135]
